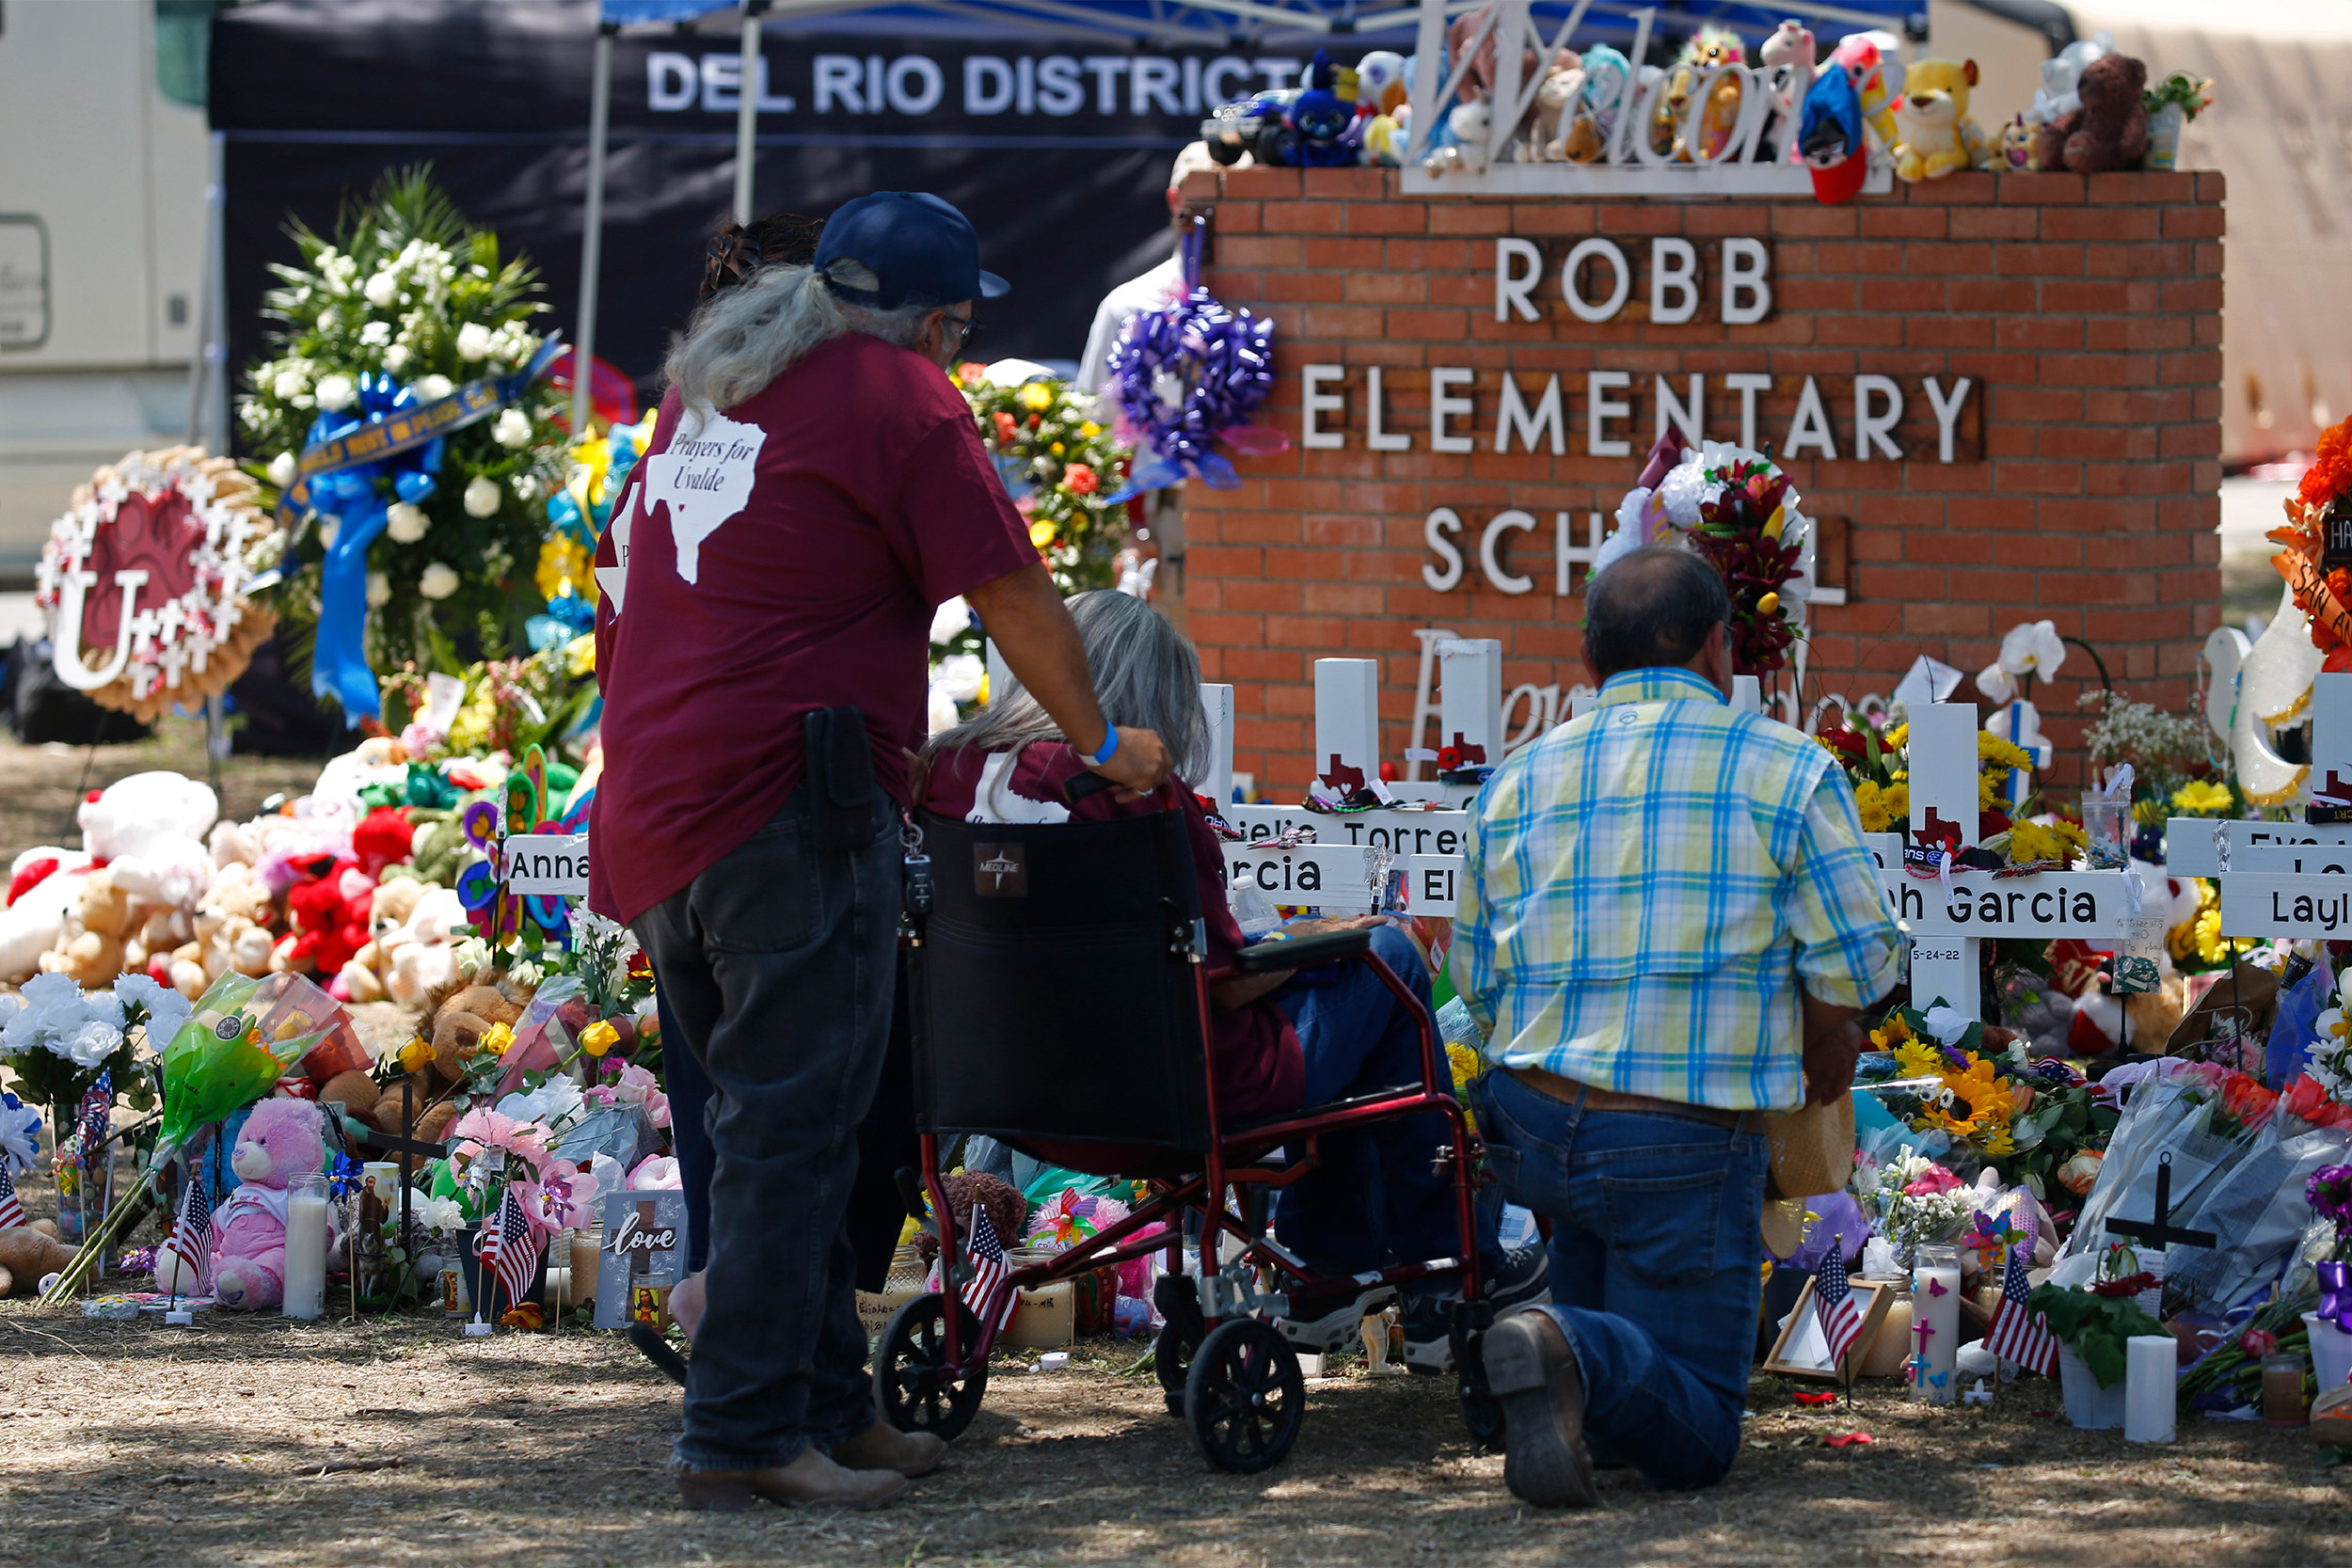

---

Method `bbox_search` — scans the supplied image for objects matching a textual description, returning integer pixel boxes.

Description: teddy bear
[382,884,467,1006]
[167,859,278,997]
[1891,57,1992,182]
[2035,52,2148,175]
[159,1097,332,1308]
[1523,56,1583,162]
[0,1220,75,1295]
[275,856,373,978]
[38,867,135,987]
[351,806,415,878]
[79,770,217,865]
[334,877,428,1005]
[1422,100,1491,177]
[0,847,93,983]
[1667,26,1745,163]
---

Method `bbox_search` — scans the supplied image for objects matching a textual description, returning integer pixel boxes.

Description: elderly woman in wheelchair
[915,592,1546,1389]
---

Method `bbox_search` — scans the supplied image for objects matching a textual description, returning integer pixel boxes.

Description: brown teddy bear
[39,868,134,986]
[0,1222,77,1295]
[2035,53,2149,174]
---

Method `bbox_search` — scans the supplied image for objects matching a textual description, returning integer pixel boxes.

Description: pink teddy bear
[156,1098,332,1308]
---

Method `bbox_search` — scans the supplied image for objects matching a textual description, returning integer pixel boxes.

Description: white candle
[2125,1334,2177,1443]
[1912,1245,1962,1405]
[282,1174,329,1321]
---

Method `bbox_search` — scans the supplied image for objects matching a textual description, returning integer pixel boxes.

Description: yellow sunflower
[1914,1055,2012,1141]
[1869,1013,1918,1052]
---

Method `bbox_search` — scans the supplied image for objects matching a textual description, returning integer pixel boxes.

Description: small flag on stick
[961,1206,1016,1331]
[1982,1242,2059,1377]
[163,1170,213,1289]
[1814,1237,1864,1370]
[0,1164,24,1233]
[480,1184,541,1322]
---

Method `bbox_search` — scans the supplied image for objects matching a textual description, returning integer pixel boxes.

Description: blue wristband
[1078,727,1120,768]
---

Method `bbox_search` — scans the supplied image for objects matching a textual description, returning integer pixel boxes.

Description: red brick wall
[1173,166,2225,796]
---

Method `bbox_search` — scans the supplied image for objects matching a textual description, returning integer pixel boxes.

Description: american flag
[1814,1239,1865,1369]
[479,1185,540,1319]
[163,1170,212,1289]
[961,1205,1016,1331]
[1982,1241,2059,1376]
[0,1164,24,1232]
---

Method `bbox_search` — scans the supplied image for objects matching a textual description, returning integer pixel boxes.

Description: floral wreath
[36,447,279,722]
[2267,412,2352,671]
[1595,435,1810,674]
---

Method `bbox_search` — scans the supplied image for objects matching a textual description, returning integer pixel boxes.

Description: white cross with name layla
[2204,671,2352,939]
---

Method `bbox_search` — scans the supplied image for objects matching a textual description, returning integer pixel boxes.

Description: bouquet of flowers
[2288,967,2352,1131]
[2266,412,2352,676]
[961,368,1134,594]
[0,973,182,1113]
[1816,715,2057,866]
[2027,1243,2169,1387]
[238,166,570,677]
[382,634,599,765]
[1852,1147,1977,1265]
[926,593,987,734]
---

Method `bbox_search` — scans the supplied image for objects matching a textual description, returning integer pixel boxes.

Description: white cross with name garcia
[1869,703,2139,1022]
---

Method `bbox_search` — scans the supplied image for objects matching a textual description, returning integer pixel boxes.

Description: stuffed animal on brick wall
[1892,57,1991,181]
[1557,44,1629,162]
[2035,52,2148,174]
[161,1097,329,1308]
[1284,50,1362,167]
[1758,21,1816,163]
[1830,34,1901,150]
[0,1221,75,1295]
[1354,49,1408,117]
[1524,55,1583,162]
[1670,26,1747,162]
[1422,100,1491,176]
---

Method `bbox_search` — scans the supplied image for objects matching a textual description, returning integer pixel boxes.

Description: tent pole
[575,23,616,436]
[733,1,770,224]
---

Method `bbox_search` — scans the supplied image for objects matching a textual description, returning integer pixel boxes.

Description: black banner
[212,0,1319,430]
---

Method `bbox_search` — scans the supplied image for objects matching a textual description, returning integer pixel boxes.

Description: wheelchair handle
[1234,926,1373,974]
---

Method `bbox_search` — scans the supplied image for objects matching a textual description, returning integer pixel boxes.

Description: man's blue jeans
[1470,1068,1769,1490]
[634,786,899,1473]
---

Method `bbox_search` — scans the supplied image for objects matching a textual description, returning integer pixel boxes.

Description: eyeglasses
[945,314,983,353]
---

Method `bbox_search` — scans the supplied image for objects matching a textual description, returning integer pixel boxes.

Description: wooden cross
[2102,1152,2217,1254]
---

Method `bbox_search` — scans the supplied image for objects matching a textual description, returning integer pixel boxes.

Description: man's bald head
[1583,546,1732,682]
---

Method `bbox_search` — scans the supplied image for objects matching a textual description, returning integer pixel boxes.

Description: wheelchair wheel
[1152,1274,1206,1416]
[1184,1319,1305,1474]
[874,1291,989,1441]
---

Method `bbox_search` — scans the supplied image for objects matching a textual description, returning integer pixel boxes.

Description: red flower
[1065,464,1098,496]
[2240,1328,2278,1357]
[2299,415,2352,509]
[993,411,1017,443]
[1820,726,1865,761]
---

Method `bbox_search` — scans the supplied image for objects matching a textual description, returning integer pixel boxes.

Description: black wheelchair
[871,781,1502,1473]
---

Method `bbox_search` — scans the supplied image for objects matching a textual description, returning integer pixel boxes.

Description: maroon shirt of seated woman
[921,738,1302,1121]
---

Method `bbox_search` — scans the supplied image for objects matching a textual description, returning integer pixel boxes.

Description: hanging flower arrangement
[2267,412,2352,673]
[237,166,571,701]
[961,368,1135,594]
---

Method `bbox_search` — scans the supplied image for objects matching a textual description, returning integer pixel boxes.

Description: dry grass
[0,1310,2344,1568]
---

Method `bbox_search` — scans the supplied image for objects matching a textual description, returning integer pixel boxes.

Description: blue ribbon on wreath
[1104,217,1288,504]
[286,337,564,721]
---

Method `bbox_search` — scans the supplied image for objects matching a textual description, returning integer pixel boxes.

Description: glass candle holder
[1911,1244,1962,1404]
[2079,797,2130,870]
[2265,1352,2311,1428]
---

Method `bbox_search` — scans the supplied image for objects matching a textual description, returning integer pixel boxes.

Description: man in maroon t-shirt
[592,192,1168,1512]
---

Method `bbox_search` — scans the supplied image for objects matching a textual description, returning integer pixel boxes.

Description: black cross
[2103,1152,2218,1253]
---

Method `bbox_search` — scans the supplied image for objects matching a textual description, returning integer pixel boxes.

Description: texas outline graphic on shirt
[638,406,765,585]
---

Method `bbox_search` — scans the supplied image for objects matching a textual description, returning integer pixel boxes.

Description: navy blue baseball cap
[815,192,1009,309]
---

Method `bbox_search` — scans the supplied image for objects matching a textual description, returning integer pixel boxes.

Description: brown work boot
[675,1446,910,1511]
[830,1420,949,1477]
[1481,1307,1599,1509]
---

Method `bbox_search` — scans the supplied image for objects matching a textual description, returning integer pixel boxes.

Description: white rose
[271,367,308,401]
[265,451,298,488]
[414,373,454,402]
[63,1019,122,1069]
[462,475,501,517]
[511,473,537,500]
[455,323,495,361]
[382,343,410,372]
[491,407,532,449]
[314,373,357,412]
[928,687,961,735]
[931,653,986,704]
[929,596,974,646]
[419,563,460,600]
[385,501,430,544]
[363,270,400,308]
[366,571,391,608]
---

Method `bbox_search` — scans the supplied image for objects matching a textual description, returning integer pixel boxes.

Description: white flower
[929,596,974,646]
[481,543,512,578]
[0,1092,40,1175]
[451,936,492,981]
[1920,1005,1974,1046]
[511,472,537,500]
[385,501,430,544]
[63,1019,122,1069]
[1656,456,1709,529]
[367,571,392,609]
[506,958,543,990]
[1976,662,2016,704]
[314,373,357,412]
[112,973,189,1048]
[419,563,460,600]
[358,320,392,348]
[317,306,341,332]
[455,322,495,361]
[266,451,298,488]
[491,407,532,449]
[409,1190,466,1235]
[931,653,985,704]
[928,688,960,735]
[462,475,501,517]
[271,366,309,401]
[1996,620,2066,680]
[496,1072,582,1132]
[363,270,400,309]
[382,343,410,372]
[414,373,454,402]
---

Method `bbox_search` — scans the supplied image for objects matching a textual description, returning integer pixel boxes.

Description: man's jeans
[1470,1068,1769,1490]
[634,786,899,1472]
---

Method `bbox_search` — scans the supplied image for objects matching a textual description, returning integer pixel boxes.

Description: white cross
[128,606,161,656]
[2209,672,2352,937]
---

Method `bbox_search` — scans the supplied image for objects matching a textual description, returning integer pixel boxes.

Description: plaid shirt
[1454,666,1900,1112]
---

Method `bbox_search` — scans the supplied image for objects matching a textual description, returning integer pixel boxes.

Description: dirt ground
[0,1307,2345,1568]
[2,721,2349,1566]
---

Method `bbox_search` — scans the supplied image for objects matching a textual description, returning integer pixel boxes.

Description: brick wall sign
[1174,166,2225,798]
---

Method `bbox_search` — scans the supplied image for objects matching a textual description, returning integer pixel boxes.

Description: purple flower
[2309,1164,2352,1229]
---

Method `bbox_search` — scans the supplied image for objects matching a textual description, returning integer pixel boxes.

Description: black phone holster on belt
[803,705,879,853]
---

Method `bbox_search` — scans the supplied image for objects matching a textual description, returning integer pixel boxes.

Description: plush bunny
[167,1097,331,1308]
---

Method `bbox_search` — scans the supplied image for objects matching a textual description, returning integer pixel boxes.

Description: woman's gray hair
[662,261,938,432]
[927,591,1211,788]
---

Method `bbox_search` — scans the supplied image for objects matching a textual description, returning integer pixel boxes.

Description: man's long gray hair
[662,261,934,433]
[927,591,1212,788]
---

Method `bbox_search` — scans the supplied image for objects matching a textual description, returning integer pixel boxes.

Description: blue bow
[306,372,445,721]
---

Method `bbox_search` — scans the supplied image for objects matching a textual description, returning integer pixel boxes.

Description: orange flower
[1065,463,1098,496]
[2300,415,2352,508]
[993,411,1017,443]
